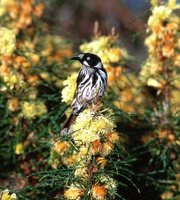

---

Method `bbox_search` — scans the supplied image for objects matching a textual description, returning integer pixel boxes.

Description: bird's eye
[87,57,90,60]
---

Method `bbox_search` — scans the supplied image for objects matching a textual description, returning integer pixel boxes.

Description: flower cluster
[0,0,74,120]
[80,35,129,65]
[0,0,73,184]
[61,73,78,104]
[71,109,115,145]
[4,0,44,32]
[140,1,180,197]
[50,103,120,199]
[0,189,17,200]
[0,27,16,57]
[140,0,179,109]
[21,101,47,119]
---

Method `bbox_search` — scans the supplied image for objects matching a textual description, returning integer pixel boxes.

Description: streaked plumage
[61,53,107,135]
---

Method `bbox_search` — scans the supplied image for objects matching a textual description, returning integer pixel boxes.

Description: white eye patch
[79,54,84,59]
[87,57,90,60]
[83,60,90,66]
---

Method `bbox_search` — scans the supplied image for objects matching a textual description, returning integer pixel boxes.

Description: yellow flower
[74,166,90,179]
[160,191,173,199]
[1,189,17,200]
[71,109,115,145]
[79,145,92,159]
[53,140,71,155]
[1,189,10,200]
[96,157,108,168]
[99,175,117,192]
[80,36,111,63]
[0,0,13,16]
[174,53,180,66]
[91,184,107,200]
[168,0,179,9]
[15,143,24,155]
[80,36,110,54]
[39,72,50,81]
[150,0,158,7]
[61,151,79,166]
[7,97,19,112]
[108,48,129,63]
[148,5,172,29]
[50,158,60,169]
[106,132,119,143]
[90,140,103,155]
[61,73,77,104]
[21,101,47,119]
[171,89,180,113]
[162,43,175,58]
[3,72,20,89]
[64,185,84,200]
[145,34,157,53]
[107,48,121,63]
[0,27,16,57]
[35,102,47,117]
[101,142,114,156]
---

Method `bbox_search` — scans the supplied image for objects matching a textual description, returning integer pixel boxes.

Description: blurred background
[43,0,151,67]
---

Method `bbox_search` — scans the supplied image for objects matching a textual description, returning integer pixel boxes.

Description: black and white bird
[61,52,107,135]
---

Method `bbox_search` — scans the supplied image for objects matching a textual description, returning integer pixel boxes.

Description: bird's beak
[70,56,80,61]
[71,53,84,61]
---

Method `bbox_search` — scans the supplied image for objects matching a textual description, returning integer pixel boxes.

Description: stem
[161,58,171,127]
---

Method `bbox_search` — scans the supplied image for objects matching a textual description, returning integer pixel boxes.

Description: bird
[61,52,107,135]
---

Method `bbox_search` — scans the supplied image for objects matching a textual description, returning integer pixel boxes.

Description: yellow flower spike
[79,145,92,159]
[168,0,178,9]
[39,72,50,81]
[3,72,19,89]
[99,175,117,197]
[53,141,71,155]
[91,140,103,155]
[101,142,114,156]
[71,109,115,145]
[64,185,84,200]
[61,73,78,104]
[160,191,174,199]
[150,0,158,7]
[74,166,91,180]
[0,27,16,57]
[21,101,36,119]
[96,157,108,168]
[7,97,19,112]
[148,5,172,29]
[9,193,17,200]
[62,151,79,167]
[80,36,110,54]
[0,0,13,16]
[106,132,120,143]
[35,102,47,117]
[21,101,47,119]
[1,189,10,200]
[15,143,24,155]
[34,2,45,17]
[91,184,107,200]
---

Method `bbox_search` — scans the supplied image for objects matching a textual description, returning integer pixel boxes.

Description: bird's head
[71,53,103,69]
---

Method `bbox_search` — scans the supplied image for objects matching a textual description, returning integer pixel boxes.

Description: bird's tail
[60,113,76,135]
